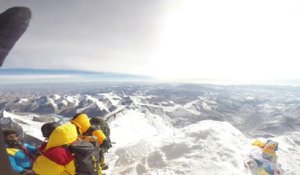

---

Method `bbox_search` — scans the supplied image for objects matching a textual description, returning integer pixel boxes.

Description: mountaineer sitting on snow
[70,113,112,170]
[3,129,36,175]
[246,139,281,175]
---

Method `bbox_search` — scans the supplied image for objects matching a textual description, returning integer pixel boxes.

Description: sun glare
[144,0,300,83]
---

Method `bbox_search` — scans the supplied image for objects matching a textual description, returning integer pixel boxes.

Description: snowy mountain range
[1,84,300,174]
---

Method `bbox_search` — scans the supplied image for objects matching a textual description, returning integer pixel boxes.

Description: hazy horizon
[2,68,300,87]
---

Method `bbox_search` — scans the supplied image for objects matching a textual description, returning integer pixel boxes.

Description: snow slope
[107,120,249,175]
[107,118,300,175]
[109,109,175,147]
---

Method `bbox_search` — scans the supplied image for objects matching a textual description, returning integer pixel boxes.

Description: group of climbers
[2,113,112,175]
[71,113,112,170]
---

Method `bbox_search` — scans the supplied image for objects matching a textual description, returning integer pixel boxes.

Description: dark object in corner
[0,6,32,175]
[0,6,31,66]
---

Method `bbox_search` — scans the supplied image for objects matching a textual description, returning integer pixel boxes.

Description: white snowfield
[2,109,300,174]
[107,110,300,175]
[108,119,249,175]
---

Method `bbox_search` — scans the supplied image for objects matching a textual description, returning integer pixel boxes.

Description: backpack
[66,139,100,175]
[90,117,110,138]
[89,117,112,153]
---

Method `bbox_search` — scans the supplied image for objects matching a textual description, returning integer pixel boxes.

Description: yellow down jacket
[33,122,78,175]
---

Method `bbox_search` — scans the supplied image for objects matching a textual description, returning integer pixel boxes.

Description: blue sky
[1,0,300,83]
